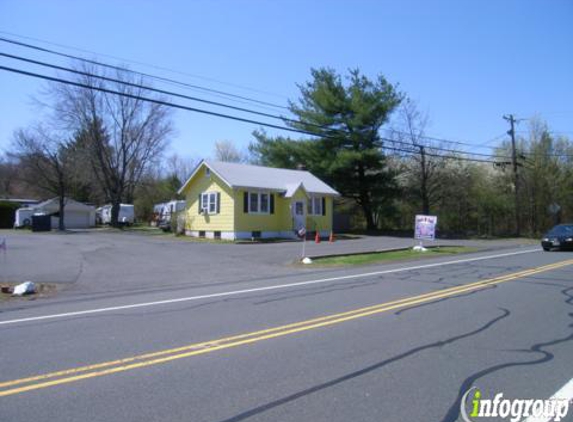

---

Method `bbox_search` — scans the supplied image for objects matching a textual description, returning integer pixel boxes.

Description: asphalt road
[1,244,572,421]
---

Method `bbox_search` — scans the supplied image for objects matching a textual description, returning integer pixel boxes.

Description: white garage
[33,198,96,229]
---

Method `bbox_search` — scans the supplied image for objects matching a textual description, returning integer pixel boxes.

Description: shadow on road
[216,308,511,422]
[439,286,573,422]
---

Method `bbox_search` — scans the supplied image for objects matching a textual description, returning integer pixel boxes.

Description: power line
[0,51,300,126]
[472,132,508,149]
[0,35,290,112]
[520,151,573,158]
[3,34,572,163]
[1,35,532,161]
[0,35,524,160]
[0,64,332,139]
[0,30,291,102]
[516,130,573,136]
[382,144,498,163]
[389,130,501,151]
[1,63,508,166]
[1,52,514,161]
[479,131,573,158]
[385,137,510,159]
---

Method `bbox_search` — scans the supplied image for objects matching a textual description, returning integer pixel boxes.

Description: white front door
[292,200,306,231]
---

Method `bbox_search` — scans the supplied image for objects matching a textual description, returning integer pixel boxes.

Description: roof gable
[178,161,233,195]
[35,197,95,212]
[284,182,309,198]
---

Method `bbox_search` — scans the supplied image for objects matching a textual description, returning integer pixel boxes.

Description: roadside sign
[414,215,438,241]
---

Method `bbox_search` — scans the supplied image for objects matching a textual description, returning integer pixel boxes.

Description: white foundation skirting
[185,230,302,240]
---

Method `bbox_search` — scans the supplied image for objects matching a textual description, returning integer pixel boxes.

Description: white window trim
[248,191,271,214]
[308,196,323,216]
[201,191,219,215]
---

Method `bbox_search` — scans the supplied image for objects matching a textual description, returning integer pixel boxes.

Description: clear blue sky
[1,0,571,161]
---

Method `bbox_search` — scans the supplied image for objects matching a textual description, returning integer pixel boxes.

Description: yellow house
[178,160,340,240]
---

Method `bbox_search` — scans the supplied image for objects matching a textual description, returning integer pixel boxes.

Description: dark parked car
[541,224,573,251]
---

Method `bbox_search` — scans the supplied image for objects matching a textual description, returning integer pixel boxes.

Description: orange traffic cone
[329,231,335,242]
[315,231,321,243]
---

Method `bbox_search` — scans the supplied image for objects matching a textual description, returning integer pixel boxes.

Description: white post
[1,237,6,283]
[297,227,307,260]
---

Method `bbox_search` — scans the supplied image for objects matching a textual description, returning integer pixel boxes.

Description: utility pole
[418,145,429,215]
[503,114,520,236]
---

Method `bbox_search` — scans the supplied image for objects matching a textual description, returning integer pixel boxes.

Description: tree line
[1,65,571,236]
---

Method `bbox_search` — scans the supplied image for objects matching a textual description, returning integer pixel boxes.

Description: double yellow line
[1,258,572,398]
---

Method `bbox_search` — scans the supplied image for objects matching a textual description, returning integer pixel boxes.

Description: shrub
[0,201,20,229]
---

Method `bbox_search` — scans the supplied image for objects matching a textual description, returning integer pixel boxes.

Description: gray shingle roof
[34,197,95,211]
[180,160,339,196]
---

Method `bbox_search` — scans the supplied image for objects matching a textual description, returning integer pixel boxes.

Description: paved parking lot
[0,229,534,304]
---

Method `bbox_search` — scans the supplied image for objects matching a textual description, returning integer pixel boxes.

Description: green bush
[0,201,20,229]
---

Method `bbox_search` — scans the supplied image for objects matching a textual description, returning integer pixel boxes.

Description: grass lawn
[312,246,478,266]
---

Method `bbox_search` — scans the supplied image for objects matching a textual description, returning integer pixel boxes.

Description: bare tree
[390,99,444,215]
[11,126,73,230]
[213,140,246,163]
[0,155,20,197]
[165,152,199,186]
[49,64,173,226]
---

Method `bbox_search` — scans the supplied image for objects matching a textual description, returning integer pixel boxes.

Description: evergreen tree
[251,68,402,230]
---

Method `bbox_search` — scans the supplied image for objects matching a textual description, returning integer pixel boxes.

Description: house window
[249,192,258,213]
[295,202,304,215]
[209,193,216,214]
[308,196,323,216]
[205,168,211,177]
[260,193,269,213]
[248,192,270,214]
[201,191,219,215]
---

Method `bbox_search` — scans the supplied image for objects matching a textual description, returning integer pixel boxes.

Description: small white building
[155,200,186,222]
[14,207,36,228]
[34,198,96,229]
[96,204,135,225]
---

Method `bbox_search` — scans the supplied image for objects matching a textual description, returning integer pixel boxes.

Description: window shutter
[198,194,202,214]
[243,192,249,213]
[322,197,326,216]
[216,193,221,214]
[270,194,275,214]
